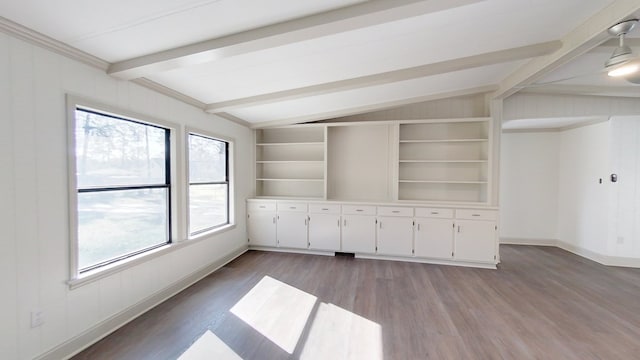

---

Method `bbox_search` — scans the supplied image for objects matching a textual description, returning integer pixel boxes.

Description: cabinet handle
[344,219,347,227]
[356,209,363,212]
[259,205,266,208]
[417,224,421,231]
[273,217,276,224]
[472,214,480,217]
[392,210,400,213]
[290,206,297,209]
[322,208,329,211]
[457,225,461,233]
[431,211,439,215]
[337,219,340,227]
[305,218,307,225]
[379,221,382,229]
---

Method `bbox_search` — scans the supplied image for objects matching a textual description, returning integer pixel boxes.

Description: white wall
[499,132,559,241]
[557,122,611,255]
[609,116,640,259]
[0,33,252,359]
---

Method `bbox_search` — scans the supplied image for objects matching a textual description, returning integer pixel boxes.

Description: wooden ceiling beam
[107,0,484,80]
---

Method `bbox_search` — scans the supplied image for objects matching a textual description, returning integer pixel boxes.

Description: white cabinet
[454,209,497,263]
[377,207,413,256]
[247,202,276,247]
[308,204,341,251]
[341,205,376,253]
[276,202,308,249]
[415,218,454,259]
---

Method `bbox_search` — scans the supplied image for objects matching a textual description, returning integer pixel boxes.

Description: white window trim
[66,94,185,287]
[185,126,236,240]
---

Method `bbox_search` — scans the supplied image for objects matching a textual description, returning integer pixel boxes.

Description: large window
[188,133,229,236]
[73,108,171,273]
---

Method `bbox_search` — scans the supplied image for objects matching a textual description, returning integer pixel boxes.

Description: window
[188,133,229,236]
[72,107,171,273]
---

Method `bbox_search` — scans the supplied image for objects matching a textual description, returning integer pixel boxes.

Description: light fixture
[605,19,638,77]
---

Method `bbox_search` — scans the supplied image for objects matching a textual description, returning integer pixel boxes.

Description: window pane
[189,135,226,183]
[75,109,167,188]
[77,188,169,270]
[189,184,228,234]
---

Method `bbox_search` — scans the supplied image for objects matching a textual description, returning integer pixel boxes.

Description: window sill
[68,223,237,290]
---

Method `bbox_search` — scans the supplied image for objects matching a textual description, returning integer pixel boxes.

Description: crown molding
[0,16,109,70]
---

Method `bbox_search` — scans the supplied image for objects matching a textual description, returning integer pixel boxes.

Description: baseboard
[500,237,558,246]
[555,240,640,268]
[502,238,640,268]
[249,246,335,257]
[37,245,248,360]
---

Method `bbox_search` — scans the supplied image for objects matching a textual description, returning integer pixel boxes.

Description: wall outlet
[617,236,624,244]
[30,309,44,328]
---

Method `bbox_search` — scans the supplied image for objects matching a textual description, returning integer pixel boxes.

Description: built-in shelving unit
[255,126,326,198]
[397,119,491,203]
[254,117,492,204]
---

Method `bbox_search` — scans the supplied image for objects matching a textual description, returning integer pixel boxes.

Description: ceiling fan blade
[625,72,640,84]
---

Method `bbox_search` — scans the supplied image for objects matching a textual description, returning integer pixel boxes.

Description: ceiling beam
[250,85,498,128]
[107,0,485,80]
[493,0,640,99]
[205,41,560,114]
[520,84,640,97]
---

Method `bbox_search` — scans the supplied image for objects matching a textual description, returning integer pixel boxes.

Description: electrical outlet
[30,309,44,328]
[617,236,624,244]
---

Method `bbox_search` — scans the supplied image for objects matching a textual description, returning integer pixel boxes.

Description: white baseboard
[37,245,248,360]
[501,238,640,268]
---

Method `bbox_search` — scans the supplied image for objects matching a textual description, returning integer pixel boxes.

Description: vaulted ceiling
[1,0,639,127]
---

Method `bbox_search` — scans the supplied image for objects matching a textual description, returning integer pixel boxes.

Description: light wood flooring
[73,245,640,359]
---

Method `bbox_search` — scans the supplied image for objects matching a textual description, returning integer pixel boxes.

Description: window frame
[66,95,180,283]
[186,129,234,238]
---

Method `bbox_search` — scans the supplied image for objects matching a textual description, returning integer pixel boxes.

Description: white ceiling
[2,0,638,127]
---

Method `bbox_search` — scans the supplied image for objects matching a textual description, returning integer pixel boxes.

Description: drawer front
[308,204,341,214]
[377,206,413,217]
[415,207,454,218]
[277,202,308,212]
[342,205,376,216]
[456,209,498,221]
[248,202,276,212]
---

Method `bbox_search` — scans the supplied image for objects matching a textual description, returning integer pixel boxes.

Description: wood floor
[73,245,640,359]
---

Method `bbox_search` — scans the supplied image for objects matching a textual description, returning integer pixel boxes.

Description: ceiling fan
[603,19,640,84]
[524,19,640,88]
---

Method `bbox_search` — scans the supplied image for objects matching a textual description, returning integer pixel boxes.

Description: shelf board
[399,180,488,184]
[256,160,324,164]
[256,142,324,146]
[257,178,324,182]
[399,160,488,163]
[399,139,488,143]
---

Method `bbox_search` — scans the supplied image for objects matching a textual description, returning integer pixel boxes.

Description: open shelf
[255,126,326,198]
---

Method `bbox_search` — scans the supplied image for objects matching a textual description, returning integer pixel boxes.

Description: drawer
[377,206,413,217]
[248,202,276,212]
[277,202,308,212]
[456,209,498,221]
[415,207,454,219]
[342,205,376,215]
[308,203,341,214]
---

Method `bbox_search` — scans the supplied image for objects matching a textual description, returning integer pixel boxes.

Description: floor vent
[335,252,355,258]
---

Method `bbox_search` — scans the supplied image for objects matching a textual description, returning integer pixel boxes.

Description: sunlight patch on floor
[230,276,317,354]
[178,330,242,360]
[300,302,383,360]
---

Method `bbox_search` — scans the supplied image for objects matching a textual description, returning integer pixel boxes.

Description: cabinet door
[415,218,454,259]
[341,215,376,253]
[308,214,341,251]
[277,212,308,249]
[454,220,496,263]
[248,212,276,247]
[377,216,413,256]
